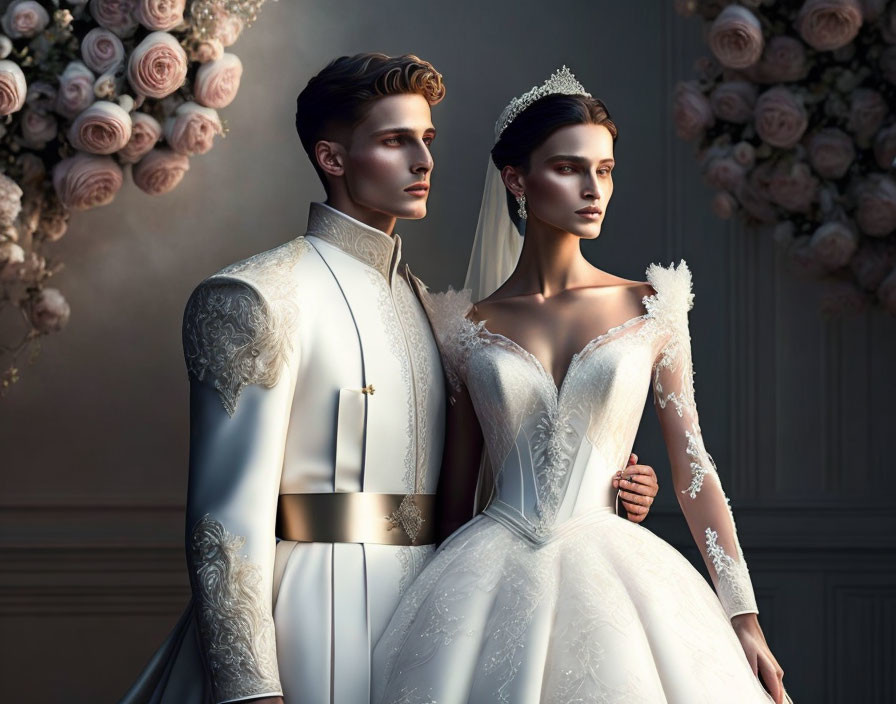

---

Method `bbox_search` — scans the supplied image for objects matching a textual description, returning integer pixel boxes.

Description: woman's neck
[503,219,593,299]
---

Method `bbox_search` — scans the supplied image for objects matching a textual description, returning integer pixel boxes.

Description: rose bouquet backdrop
[0,0,269,395]
[673,0,896,314]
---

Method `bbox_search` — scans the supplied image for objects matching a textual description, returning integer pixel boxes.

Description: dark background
[1,1,894,701]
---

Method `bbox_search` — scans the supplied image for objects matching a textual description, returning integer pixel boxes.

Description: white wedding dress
[371,261,776,704]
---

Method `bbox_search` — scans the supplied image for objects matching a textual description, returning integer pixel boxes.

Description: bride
[372,68,787,703]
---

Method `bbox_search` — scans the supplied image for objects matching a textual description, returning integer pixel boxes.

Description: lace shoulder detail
[190,515,282,701]
[420,287,481,393]
[183,238,311,416]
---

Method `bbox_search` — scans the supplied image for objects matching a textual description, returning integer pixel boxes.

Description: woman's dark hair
[295,53,445,191]
[491,94,618,226]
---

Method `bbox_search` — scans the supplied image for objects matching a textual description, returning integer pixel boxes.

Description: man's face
[341,93,436,220]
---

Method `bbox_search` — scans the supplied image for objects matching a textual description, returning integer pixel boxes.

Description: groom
[122,53,659,704]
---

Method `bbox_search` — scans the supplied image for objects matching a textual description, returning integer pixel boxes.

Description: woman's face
[507,122,615,239]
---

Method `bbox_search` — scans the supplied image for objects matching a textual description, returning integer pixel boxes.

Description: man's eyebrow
[370,126,437,137]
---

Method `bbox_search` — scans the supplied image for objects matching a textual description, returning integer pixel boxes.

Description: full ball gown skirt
[372,262,780,703]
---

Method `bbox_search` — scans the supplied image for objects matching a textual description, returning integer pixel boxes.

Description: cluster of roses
[0,0,266,394]
[673,0,896,314]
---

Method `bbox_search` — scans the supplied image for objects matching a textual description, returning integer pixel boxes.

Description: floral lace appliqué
[704,527,758,617]
[190,515,281,701]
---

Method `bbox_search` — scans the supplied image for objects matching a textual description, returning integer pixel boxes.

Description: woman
[372,68,788,703]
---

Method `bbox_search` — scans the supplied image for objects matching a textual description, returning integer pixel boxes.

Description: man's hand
[613,453,659,523]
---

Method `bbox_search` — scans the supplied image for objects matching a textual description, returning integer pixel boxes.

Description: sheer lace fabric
[372,261,766,704]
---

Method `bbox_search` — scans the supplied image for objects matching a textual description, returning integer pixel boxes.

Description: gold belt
[276,492,436,546]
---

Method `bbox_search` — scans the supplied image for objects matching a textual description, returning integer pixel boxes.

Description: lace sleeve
[182,279,292,417]
[647,261,758,619]
[420,287,478,394]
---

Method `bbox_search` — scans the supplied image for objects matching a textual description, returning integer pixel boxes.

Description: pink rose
[52,153,123,211]
[851,239,896,290]
[711,191,737,219]
[68,100,132,154]
[55,61,95,119]
[874,124,896,170]
[28,288,70,333]
[127,31,188,99]
[215,11,243,46]
[89,0,138,38]
[20,108,57,148]
[768,162,818,213]
[80,27,125,74]
[710,81,756,123]
[135,0,185,31]
[187,38,224,63]
[194,53,242,109]
[855,174,896,237]
[732,141,756,167]
[809,220,858,268]
[0,173,22,226]
[878,268,896,314]
[163,101,222,155]
[795,0,863,52]
[673,80,714,141]
[807,128,855,179]
[754,86,808,149]
[881,46,896,84]
[708,5,764,69]
[2,1,50,39]
[736,170,778,224]
[847,88,887,143]
[705,157,746,192]
[132,148,189,195]
[753,36,809,83]
[0,60,26,116]
[118,111,161,163]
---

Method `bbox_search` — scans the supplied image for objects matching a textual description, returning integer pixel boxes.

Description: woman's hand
[613,453,659,523]
[731,613,785,703]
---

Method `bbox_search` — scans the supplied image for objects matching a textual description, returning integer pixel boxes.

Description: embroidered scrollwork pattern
[190,515,281,701]
[182,238,309,416]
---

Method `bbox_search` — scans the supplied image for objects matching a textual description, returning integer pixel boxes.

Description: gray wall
[1,1,894,701]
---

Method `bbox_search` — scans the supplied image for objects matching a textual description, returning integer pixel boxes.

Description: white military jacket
[121,203,445,704]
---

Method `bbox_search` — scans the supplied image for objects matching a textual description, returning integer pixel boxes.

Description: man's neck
[324,196,397,236]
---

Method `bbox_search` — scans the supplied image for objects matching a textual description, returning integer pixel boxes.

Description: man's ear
[315,140,346,178]
[501,165,525,198]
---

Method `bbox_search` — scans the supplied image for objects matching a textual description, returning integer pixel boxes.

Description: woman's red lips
[576,205,602,214]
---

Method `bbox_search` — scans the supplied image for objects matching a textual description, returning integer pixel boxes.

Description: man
[121,53,659,704]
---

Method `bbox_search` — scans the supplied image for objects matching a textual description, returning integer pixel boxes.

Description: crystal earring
[516,193,527,220]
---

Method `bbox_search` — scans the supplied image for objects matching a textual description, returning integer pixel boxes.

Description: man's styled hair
[295,53,446,190]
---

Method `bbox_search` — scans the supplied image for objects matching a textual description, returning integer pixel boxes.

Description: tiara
[494,65,592,141]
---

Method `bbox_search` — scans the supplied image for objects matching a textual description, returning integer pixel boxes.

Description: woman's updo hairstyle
[491,94,618,227]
